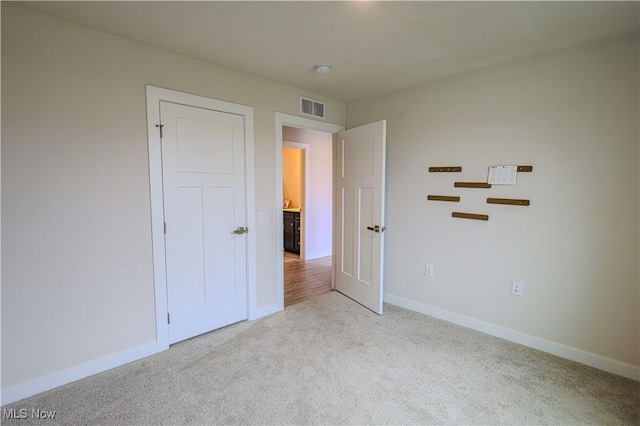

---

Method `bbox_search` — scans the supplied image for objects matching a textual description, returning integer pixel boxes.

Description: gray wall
[347,35,639,370]
[1,4,345,391]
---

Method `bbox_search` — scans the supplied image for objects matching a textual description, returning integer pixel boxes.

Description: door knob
[366,225,385,233]
[232,227,248,235]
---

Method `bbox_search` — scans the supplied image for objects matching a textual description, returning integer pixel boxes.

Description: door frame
[147,86,256,351]
[275,113,344,309]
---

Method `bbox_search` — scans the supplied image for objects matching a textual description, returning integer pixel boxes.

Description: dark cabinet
[283,211,300,254]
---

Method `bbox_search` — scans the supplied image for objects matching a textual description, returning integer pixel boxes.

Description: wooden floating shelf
[487,198,530,206]
[452,212,489,221]
[517,165,533,172]
[429,166,462,173]
[427,195,460,202]
[454,182,492,189]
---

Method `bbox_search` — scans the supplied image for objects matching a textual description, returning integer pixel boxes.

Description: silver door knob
[366,225,385,233]
[232,227,248,235]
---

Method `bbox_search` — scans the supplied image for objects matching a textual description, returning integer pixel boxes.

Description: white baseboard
[304,250,331,261]
[384,293,639,382]
[1,342,157,405]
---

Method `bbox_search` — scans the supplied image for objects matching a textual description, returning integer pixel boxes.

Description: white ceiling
[11,1,640,103]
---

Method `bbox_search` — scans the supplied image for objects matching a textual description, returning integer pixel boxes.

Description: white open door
[334,120,386,314]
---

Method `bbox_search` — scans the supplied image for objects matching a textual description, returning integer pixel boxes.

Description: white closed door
[335,120,386,314]
[160,101,247,344]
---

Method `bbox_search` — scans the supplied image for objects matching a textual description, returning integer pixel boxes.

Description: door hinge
[155,124,164,138]
[167,313,170,324]
[164,222,167,234]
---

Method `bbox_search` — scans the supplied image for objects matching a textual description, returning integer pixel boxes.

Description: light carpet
[3,291,639,425]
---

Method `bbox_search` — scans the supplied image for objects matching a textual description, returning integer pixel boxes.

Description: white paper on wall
[488,165,517,185]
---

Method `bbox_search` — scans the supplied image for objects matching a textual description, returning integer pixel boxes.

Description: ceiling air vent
[300,97,325,119]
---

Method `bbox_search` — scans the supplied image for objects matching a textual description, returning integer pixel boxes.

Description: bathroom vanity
[283,209,300,254]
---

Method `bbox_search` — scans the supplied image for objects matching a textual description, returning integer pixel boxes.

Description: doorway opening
[282,127,332,306]
[275,114,344,309]
[282,142,306,257]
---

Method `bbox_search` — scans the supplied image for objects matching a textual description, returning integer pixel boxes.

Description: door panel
[177,119,234,173]
[359,187,374,285]
[335,120,386,314]
[178,187,206,308]
[342,134,374,177]
[161,101,247,344]
[341,187,356,277]
[210,186,237,301]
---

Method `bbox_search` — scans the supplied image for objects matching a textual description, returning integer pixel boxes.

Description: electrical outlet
[425,264,434,277]
[512,281,523,296]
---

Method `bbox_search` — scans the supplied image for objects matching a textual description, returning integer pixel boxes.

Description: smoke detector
[314,63,332,74]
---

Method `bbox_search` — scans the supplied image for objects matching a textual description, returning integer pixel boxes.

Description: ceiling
[11,1,640,103]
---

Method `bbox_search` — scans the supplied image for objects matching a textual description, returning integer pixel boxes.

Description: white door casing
[147,86,256,351]
[160,101,247,344]
[334,120,387,314]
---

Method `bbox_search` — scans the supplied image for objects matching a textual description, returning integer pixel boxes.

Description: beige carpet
[3,291,639,425]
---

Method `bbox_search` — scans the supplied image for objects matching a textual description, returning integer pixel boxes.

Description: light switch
[258,211,269,224]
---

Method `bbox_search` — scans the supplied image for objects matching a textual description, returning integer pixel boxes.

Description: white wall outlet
[425,264,434,277]
[512,281,523,296]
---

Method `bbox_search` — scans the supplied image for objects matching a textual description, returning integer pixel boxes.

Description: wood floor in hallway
[284,251,332,307]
